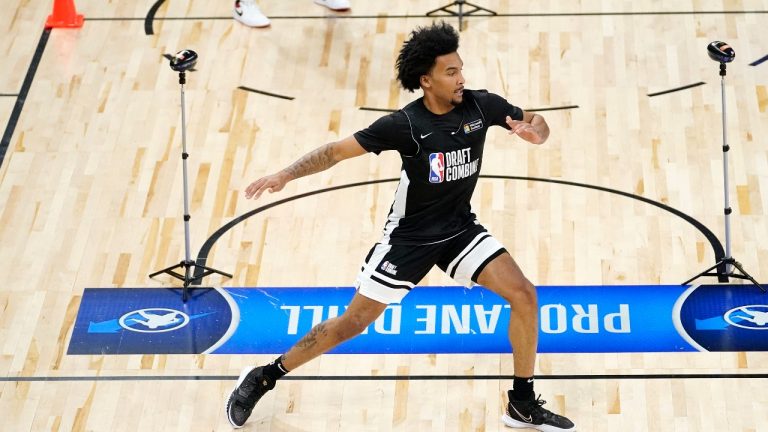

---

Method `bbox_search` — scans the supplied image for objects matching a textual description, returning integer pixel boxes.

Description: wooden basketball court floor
[1,0,767,430]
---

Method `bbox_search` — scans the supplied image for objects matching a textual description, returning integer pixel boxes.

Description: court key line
[191,177,726,285]
[2,373,767,382]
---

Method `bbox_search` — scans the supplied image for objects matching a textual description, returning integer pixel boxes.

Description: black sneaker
[225,366,275,428]
[502,392,576,431]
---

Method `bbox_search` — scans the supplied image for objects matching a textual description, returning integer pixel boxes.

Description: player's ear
[420,74,431,89]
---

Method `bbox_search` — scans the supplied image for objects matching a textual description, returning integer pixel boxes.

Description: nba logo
[428,152,444,183]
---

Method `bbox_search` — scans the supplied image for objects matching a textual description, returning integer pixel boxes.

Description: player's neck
[422,93,457,115]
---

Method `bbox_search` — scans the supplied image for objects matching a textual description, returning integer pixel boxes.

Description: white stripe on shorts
[446,232,504,287]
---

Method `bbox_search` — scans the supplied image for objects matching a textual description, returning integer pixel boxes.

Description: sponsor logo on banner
[723,305,768,329]
[116,308,216,333]
[674,284,768,351]
[68,288,235,354]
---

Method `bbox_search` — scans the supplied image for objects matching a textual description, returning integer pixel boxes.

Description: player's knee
[500,279,537,309]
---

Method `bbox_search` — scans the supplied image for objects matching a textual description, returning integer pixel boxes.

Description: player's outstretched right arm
[244,135,367,200]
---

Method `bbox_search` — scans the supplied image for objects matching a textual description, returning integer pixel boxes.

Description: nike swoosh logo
[420,132,433,139]
[510,404,533,423]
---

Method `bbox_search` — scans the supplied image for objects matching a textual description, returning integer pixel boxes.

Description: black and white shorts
[354,223,506,304]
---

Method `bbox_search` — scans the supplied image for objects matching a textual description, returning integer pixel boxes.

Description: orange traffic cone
[45,0,84,29]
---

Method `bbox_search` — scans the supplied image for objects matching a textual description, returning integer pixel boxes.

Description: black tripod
[426,0,497,30]
[683,42,764,292]
[149,50,232,301]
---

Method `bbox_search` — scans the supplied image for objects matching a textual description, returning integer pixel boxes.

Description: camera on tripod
[150,48,231,301]
[170,49,198,72]
[706,41,735,63]
[684,41,764,292]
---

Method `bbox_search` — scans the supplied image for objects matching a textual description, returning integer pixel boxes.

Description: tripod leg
[189,264,233,286]
[462,1,498,14]
[149,261,185,279]
[198,264,233,278]
[426,3,457,16]
[682,260,723,285]
[729,261,766,292]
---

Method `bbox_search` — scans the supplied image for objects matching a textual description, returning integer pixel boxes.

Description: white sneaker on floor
[233,0,270,28]
[314,0,351,11]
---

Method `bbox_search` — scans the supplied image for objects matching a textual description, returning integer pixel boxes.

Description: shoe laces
[528,395,561,421]
[236,373,269,406]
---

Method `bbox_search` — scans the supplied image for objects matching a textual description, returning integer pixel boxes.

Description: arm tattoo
[283,144,337,180]
[294,322,329,350]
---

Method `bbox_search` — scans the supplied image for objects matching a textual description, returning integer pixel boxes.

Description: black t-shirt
[354,89,524,245]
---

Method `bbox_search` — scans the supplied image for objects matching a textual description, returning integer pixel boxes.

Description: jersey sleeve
[473,90,524,129]
[353,111,418,155]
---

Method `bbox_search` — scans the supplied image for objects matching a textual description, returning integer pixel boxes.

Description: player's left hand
[505,116,543,143]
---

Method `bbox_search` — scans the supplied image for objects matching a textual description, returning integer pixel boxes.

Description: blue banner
[67,284,768,355]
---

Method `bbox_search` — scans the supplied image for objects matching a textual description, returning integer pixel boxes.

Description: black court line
[477,10,768,17]
[238,86,294,100]
[0,94,19,97]
[191,176,725,284]
[360,107,397,113]
[648,82,705,97]
[0,29,50,170]
[120,9,768,24]
[2,373,766,382]
[482,175,724,268]
[526,105,579,112]
[144,0,166,35]
[750,54,768,66]
[122,8,768,31]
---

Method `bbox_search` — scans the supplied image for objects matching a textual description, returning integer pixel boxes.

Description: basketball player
[226,22,576,431]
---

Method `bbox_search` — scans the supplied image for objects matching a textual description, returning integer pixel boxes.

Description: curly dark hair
[396,21,460,92]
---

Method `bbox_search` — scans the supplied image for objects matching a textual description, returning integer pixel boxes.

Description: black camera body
[170,49,198,72]
[707,41,735,63]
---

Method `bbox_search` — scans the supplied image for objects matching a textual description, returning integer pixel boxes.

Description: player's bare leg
[478,253,576,431]
[226,292,387,428]
[282,293,388,370]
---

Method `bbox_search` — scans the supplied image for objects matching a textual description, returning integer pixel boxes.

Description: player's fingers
[252,188,264,200]
[510,123,527,134]
[244,180,260,198]
[255,178,286,199]
[506,119,527,134]
[245,178,270,199]
[252,182,272,200]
